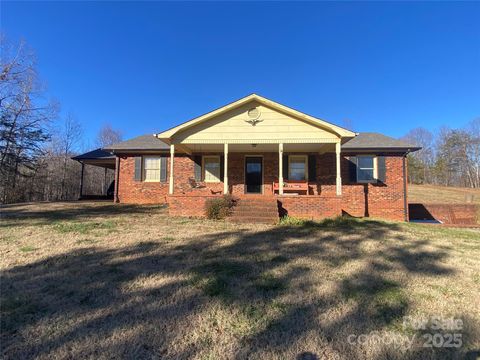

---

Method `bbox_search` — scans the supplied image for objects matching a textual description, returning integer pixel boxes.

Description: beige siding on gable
[172,102,340,144]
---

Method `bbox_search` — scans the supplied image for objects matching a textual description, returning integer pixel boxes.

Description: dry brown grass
[1,202,479,359]
[409,184,480,205]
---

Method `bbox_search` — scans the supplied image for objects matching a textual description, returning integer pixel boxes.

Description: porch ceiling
[78,159,116,169]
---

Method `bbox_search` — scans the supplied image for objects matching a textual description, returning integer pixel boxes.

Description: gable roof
[342,132,421,152]
[156,94,356,141]
[104,135,169,152]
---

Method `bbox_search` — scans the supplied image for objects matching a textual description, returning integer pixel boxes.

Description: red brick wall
[117,156,169,204]
[168,195,221,217]
[229,153,278,195]
[173,154,224,195]
[277,195,342,219]
[409,203,478,225]
[340,154,406,221]
[276,153,406,221]
[117,152,408,221]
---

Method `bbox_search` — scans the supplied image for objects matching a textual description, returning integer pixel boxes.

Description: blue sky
[2,1,479,146]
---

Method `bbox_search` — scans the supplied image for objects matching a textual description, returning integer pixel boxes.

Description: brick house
[73,94,420,223]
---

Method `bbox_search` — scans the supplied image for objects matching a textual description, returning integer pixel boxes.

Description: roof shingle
[71,148,114,160]
[104,135,169,151]
[342,132,420,151]
[75,131,420,160]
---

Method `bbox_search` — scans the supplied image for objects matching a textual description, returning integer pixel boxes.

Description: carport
[72,149,116,199]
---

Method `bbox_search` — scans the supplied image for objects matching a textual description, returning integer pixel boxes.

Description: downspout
[402,151,410,222]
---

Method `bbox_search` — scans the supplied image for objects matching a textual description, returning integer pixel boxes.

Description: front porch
[164,141,346,222]
[166,142,344,197]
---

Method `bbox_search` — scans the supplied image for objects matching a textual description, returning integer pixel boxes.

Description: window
[357,156,376,182]
[203,156,221,182]
[144,156,161,182]
[289,155,307,181]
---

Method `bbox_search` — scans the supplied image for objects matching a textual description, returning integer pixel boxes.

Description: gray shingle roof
[104,135,169,151]
[342,132,421,151]
[71,148,115,160]
[75,132,420,159]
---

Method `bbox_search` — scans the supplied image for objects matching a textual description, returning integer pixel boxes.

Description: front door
[245,157,263,194]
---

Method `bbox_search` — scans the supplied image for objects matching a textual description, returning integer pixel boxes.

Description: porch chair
[188,177,205,189]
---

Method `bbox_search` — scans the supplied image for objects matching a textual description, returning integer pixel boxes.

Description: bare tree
[50,113,83,200]
[431,126,479,188]
[464,118,480,188]
[95,124,122,148]
[401,128,434,184]
[0,35,56,203]
[341,118,354,132]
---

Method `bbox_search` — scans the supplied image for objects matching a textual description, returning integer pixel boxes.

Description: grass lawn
[1,202,479,359]
[409,184,480,205]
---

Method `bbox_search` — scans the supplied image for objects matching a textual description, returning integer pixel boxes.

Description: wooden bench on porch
[272,180,309,195]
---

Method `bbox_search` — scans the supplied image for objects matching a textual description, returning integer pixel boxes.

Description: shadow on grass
[1,213,477,359]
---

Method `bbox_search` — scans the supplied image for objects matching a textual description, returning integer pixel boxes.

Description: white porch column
[169,144,175,194]
[278,143,284,195]
[223,143,229,194]
[336,141,342,195]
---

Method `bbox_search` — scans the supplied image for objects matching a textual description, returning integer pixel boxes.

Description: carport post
[114,156,120,203]
[103,167,108,195]
[79,162,85,199]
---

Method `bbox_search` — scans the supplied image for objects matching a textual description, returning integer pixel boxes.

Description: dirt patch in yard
[1,202,479,359]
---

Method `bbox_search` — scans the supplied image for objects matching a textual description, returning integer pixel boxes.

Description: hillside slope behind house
[409,184,480,205]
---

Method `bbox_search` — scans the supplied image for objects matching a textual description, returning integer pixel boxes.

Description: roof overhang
[72,148,116,168]
[111,149,169,155]
[342,147,421,154]
[72,158,116,169]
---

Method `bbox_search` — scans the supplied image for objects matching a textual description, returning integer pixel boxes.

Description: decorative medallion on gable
[245,107,263,126]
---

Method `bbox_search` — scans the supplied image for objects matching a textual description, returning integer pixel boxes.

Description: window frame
[143,156,162,182]
[356,155,378,183]
[202,155,221,183]
[288,155,308,181]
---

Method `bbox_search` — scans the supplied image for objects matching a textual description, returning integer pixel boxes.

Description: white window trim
[288,155,308,181]
[143,156,162,182]
[202,155,221,183]
[356,155,377,183]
